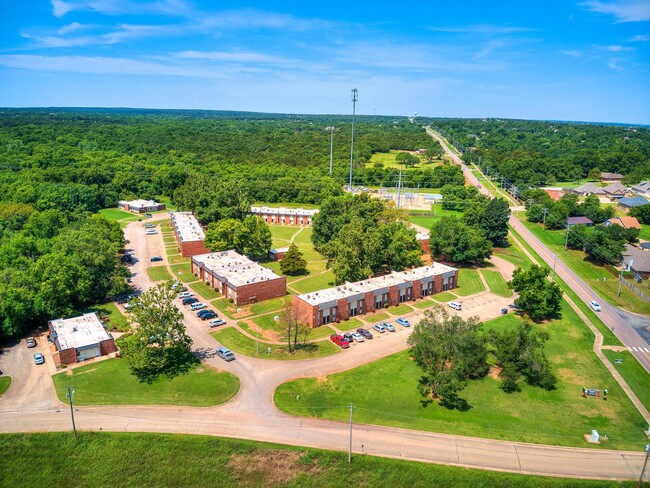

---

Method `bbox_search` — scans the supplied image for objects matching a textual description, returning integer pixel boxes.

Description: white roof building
[192,250,283,287]
[170,211,205,243]
[250,206,319,217]
[49,313,111,351]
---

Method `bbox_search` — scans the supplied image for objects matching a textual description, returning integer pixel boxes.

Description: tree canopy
[508,265,563,321]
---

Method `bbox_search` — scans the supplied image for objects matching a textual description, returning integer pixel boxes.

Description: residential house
[621,244,650,279]
[572,183,605,197]
[602,182,628,200]
[618,196,650,212]
[601,172,623,183]
[631,180,650,198]
[567,216,594,227]
[604,217,641,230]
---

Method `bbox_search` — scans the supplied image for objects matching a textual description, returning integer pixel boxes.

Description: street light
[326,126,335,176]
[349,88,358,191]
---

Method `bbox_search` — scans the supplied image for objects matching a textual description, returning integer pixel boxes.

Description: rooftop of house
[170,211,205,242]
[50,313,110,351]
[567,216,594,225]
[622,244,650,272]
[606,216,641,230]
[296,263,457,306]
[118,199,162,208]
[601,172,623,179]
[619,196,650,207]
[573,183,605,194]
[192,250,283,287]
[602,182,628,194]
[544,189,564,201]
[250,206,319,216]
[632,181,650,192]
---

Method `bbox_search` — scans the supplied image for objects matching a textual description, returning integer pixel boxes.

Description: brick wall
[419,238,430,255]
[58,348,77,365]
[292,295,319,328]
[100,338,117,356]
[234,277,287,306]
[179,240,211,258]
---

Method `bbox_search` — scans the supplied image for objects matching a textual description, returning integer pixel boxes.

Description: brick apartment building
[191,250,286,306]
[250,206,319,225]
[170,211,211,257]
[292,263,458,328]
[48,313,117,366]
[118,199,166,213]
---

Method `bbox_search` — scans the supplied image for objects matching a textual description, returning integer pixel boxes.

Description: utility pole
[349,88,358,191]
[256,326,259,356]
[396,168,403,209]
[348,403,353,464]
[328,126,335,176]
[66,386,77,439]
[542,208,549,229]
[565,226,570,250]
[618,257,631,297]
[639,440,650,487]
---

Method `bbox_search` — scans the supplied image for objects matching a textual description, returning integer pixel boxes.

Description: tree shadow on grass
[293,343,318,353]
[131,349,199,384]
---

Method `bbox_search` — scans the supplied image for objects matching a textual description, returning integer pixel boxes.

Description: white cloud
[561,49,584,57]
[608,57,624,70]
[630,34,650,41]
[50,0,193,18]
[428,24,533,34]
[580,0,650,22]
[603,44,634,51]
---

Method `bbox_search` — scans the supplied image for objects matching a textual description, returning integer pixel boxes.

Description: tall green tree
[241,215,272,258]
[508,265,562,321]
[280,243,308,276]
[118,283,195,383]
[429,216,492,264]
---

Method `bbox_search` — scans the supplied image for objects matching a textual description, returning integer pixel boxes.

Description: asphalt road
[427,127,650,373]
[1,213,649,481]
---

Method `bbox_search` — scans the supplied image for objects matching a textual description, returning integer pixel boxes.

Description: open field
[521,220,650,315]
[1,432,627,488]
[408,208,462,230]
[455,268,486,296]
[602,349,650,412]
[289,271,336,294]
[0,376,11,396]
[212,327,339,359]
[146,266,173,282]
[170,263,194,282]
[482,270,512,298]
[52,358,239,407]
[98,208,137,221]
[368,149,429,168]
[494,239,533,271]
[82,302,130,332]
[275,300,647,450]
[242,315,333,341]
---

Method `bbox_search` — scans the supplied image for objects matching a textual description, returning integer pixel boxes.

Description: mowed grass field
[602,349,650,412]
[455,268,486,296]
[0,376,11,396]
[275,300,647,450]
[52,359,239,407]
[481,269,512,298]
[1,432,627,488]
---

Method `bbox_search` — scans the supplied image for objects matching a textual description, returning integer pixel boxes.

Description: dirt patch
[260,329,280,342]
[488,365,502,380]
[228,450,322,486]
[316,375,328,385]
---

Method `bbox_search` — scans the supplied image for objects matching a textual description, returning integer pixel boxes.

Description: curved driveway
[1,214,648,481]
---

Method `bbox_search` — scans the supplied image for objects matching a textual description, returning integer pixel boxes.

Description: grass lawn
[367,150,428,168]
[409,208,462,230]
[290,271,336,294]
[639,224,650,241]
[455,268,486,296]
[82,302,129,332]
[602,350,650,412]
[411,298,438,309]
[211,298,236,319]
[212,328,339,360]
[389,303,414,315]
[364,312,390,323]
[431,291,457,303]
[163,236,176,244]
[146,266,173,282]
[168,254,190,265]
[52,358,239,407]
[522,220,650,315]
[0,376,11,396]
[98,208,136,221]
[275,300,647,450]
[335,317,364,331]
[269,225,300,246]
[170,263,194,282]
[481,270,512,298]
[248,295,291,315]
[494,239,533,271]
[189,281,221,301]
[2,433,625,488]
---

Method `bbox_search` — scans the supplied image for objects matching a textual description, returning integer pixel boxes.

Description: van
[448,302,462,311]
[190,302,207,311]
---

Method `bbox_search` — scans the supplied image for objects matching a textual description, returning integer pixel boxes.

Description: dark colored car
[182,297,198,305]
[150,256,163,262]
[356,328,373,340]
[342,332,354,343]
[198,311,217,320]
[330,334,350,349]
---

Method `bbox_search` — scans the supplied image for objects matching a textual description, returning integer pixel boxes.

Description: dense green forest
[428,118,650,187]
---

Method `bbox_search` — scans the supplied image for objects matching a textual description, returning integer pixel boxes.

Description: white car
[351,332,365,343]
[589,301,601,312]
[178,291,194,298]
[190,302,207,311]
[209,318,227,328]
[448,301,462,311]
[145,229,158,235]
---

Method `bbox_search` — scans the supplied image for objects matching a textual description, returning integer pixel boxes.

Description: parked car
[396,318,411,327]
[372,323,386,333]
[26,338,37,348]
[351,332,365,342]
[145,229,158,235]
[190,302,207,311]
[209,318,227,328]
[448,302,462,311]
[589,301,601,312]
[145,213,153,218]
[356,328,373,339]
[330,334,350,349]
[33,353,45,365]
[144,223,155,228]
[216,347,235,361]
[182,297,198,305]
[150,256,163,262]
[178,291,194,298]
[384,323,395,332]
[342,332,354,343]
[198,311,217,320]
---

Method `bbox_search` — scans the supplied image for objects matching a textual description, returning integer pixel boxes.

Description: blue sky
[1,1,649,123]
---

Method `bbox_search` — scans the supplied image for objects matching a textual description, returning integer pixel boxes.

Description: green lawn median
[455,268,486,296]
[146,266,173,282]
[52,358,239,407]
[481,270,512,298]
[0,376,11,396]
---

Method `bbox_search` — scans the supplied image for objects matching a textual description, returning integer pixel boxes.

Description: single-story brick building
[292,263,458,328]
[118,199,166,213]
[170,211,211,257]
[250,206,318,225]
[191,250,286,306]
[416,231,430,254]
[48,313,116,366]
[269,247,290,261]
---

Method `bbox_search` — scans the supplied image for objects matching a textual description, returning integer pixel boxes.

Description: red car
[330,334,350,349]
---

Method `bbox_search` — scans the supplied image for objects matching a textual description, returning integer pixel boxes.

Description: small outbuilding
[118,199,166,213]
[269,247,290,261]
[48,313,116,366]
[567,216,594,227]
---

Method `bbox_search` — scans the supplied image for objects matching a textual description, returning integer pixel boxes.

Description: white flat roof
[297,263,457,306]
[193,250,284,287]
[50,313,110,351]
[170,212,205,242]
[119,199,161,208]
[251,206,319,217]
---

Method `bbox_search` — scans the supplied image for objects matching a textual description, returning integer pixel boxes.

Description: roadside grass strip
[455,268,486,296]
[212,327,339,360]
[52,359,239,406]
[147,266,173,282]
[481,270,513,298]
[602,349,650,412]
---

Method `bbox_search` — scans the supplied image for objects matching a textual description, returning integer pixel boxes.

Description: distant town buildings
[170,211,211,257]
[250,206,318,225]
[191,250,286,306]
[48,313,116,366]
[118,199,166,213]
[600,172,623,183]
[292,263,458,328]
